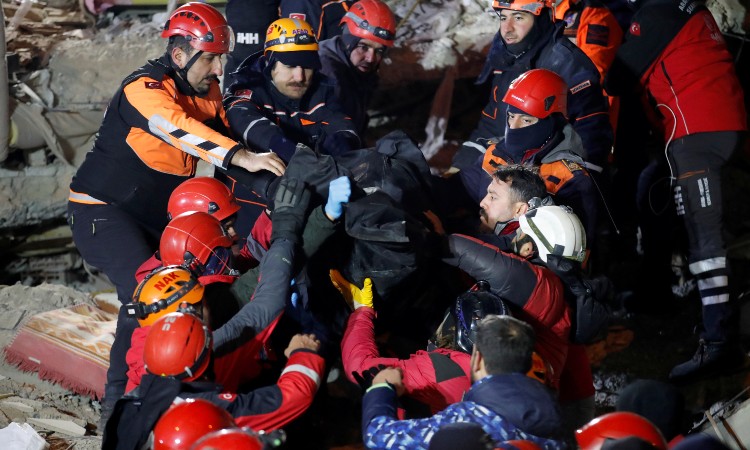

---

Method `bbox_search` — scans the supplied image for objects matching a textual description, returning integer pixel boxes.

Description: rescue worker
[125,178,313,394]
[459,69,599,249]
[67,3,285,424]
[220,17,360,238]
[604,0,748,381]
[452,0,612,172]
[150,399,237,450]
[361,315,567,449]
[318,0,397,137]
[281,0,355,41]
[103,312,325,449]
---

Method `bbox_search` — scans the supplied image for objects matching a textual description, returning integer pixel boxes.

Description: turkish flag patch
[289,13,306,21]
[144,81,163,89]
[630,22,641,36]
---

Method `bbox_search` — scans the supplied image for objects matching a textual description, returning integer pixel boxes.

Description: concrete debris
[26,418,85,437]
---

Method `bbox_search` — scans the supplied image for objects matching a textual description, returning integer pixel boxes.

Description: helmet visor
[344,12,395,42]
[203,246,234,276]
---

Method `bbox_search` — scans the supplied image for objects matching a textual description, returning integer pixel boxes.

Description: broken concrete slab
[26,417,85,437]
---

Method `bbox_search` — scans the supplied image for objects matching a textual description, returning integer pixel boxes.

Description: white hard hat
[519,205,586,263]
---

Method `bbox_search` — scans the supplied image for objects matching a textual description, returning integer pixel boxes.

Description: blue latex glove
[324,176,351,220]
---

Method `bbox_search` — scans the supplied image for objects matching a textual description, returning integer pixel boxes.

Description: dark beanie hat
[616,379,686,441]
[266,50,321,70]
[428,422,494,450]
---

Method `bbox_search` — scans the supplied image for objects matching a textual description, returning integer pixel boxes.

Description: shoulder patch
[289,13,306,21]
[144,81,163,89]
[585,24,610,47]
[562,159,585,172]
[570,80,592,94]
[629,22,641,36]
[235,89,253,98]
[218,393,237,401]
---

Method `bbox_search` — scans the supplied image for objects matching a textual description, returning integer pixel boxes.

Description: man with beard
[318,0,397,138]
[221,17,360,238]
[67,3,285,425]
[452,0,612,174]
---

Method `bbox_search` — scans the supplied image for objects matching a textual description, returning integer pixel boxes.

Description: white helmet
[519,205,586,263]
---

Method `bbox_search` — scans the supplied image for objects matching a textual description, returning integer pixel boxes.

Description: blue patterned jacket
[362,373,569,450]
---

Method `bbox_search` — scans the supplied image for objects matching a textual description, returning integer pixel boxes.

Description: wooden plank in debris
[1,400,35,413]
[26,418,86,437]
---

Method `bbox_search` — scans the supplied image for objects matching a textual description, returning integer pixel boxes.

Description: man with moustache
[318,0,397,137]
[224,17,360,165]
[452,0,612,174]
[222,17,360,237]
[67,3,286,425]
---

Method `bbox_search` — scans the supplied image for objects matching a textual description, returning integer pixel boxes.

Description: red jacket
[606,5,746,139]
[341,307,472,414]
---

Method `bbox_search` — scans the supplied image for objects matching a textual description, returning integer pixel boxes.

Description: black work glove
[270,178,311,245]
[352,364,386,392]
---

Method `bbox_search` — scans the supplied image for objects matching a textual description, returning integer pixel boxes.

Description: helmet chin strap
[172,48,204,96]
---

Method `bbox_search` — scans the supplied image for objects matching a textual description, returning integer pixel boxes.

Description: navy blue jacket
[362,373,567,450]
[319,36,379,137]
[456,22,612,170]
[223,52,360,162]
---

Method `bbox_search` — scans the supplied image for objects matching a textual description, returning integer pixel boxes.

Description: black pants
[67,202,158,405]
[668,131,743,342]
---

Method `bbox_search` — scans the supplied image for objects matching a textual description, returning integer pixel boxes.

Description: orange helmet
[153,399,236,450]
[160,212,234,276]
[492,0,553,15]
[161,3,234,54]
[128,266,204,327]
[503,69,568,119]
[168,177,240,222]
[576,412,669,450]
[144,312,212,381]
[190,428,264,450]
[340,0,397,47]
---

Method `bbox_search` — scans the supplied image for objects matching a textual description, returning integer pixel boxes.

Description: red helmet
[503,69,568,119]
[129,266,204,327]
[161,3,234,54]
[144,312,212,381]
[160,212,234,276]
[168,177,240,222]
[576,412,669,450]
[190,428,264,450]
[340,0,397,47]
[492,0,553,15]
[153,399,236,450]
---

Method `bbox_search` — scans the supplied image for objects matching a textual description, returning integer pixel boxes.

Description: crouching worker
[361,315,567,449]
[103,311,324,450]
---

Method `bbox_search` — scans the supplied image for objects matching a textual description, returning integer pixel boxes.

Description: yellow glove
[329,269,373,311]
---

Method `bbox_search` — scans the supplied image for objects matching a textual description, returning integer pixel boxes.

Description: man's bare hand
[231,149,286,176]
[371,367,405,396]
[284,333,321,358]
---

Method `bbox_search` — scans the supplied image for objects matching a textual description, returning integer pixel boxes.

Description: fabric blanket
[3,303,117,399]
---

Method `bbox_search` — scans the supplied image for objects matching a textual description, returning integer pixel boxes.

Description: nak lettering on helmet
[153,272,181,291]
